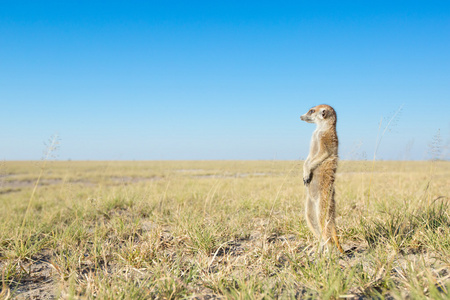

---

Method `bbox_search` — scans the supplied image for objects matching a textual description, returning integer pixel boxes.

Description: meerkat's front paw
[303,170,312,185]
[303,176,311,185]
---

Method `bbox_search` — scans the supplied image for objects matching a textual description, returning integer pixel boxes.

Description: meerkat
[300,104,344,254]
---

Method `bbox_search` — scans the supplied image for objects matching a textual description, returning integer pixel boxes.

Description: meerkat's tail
[332,226,345,254]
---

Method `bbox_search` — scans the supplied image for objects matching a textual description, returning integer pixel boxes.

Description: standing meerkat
[300,104,344,254]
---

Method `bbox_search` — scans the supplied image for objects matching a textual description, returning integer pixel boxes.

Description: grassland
[0,160,449,299]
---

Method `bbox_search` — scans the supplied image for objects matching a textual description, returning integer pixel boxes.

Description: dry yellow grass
[0,160,449,299]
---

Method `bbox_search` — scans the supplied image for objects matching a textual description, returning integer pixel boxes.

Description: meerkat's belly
[308,157,337,200]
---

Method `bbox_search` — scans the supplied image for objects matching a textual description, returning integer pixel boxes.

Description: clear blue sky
[1,1,449,160]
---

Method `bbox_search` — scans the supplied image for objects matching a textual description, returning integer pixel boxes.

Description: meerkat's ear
[321,109,328,119]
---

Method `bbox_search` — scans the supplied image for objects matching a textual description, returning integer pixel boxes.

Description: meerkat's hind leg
[305,194,321,239]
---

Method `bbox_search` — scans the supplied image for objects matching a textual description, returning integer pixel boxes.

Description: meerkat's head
[300,104,337,126]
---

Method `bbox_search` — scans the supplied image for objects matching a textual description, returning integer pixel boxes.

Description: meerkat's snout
[300,107,316,123]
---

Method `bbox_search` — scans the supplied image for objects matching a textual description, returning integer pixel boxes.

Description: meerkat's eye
[309,109,315,114]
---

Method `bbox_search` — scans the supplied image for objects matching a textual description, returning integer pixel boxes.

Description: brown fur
[300,104,344,253]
